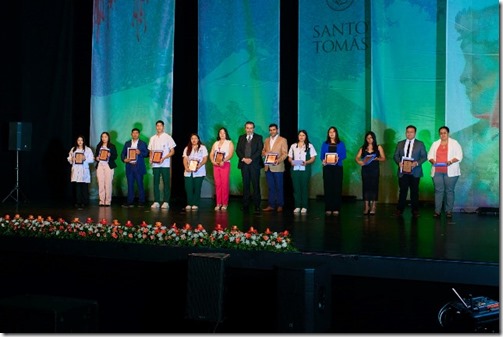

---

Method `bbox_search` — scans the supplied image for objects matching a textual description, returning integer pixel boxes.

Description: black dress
[361,149,379,201]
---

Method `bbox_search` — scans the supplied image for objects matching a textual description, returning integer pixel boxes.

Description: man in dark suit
[393,125,427,217]
[121,128,149,207]
[236,121,264,213]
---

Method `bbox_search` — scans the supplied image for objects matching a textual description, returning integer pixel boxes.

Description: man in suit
[121,128,149,207]
[236,121,264,213]
[393,125,427,217]
[261,123,288,212]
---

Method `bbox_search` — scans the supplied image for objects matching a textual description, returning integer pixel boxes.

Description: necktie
[247,135,251,142]
[406,141,411,157]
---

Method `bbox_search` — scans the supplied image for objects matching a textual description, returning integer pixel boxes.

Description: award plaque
[264,152,278,165]
[98,148,110,161]
[74,152,85,164]
[401,157,414,174]
[325,152,338,165]
[188,159,199,172]
[214,151,225,164]
[127,148,137,162]
[363,154,376,166]
[152,151,163,164]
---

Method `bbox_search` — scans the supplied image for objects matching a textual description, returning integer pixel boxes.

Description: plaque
[214,151,225,164]
[401,157,414,174]
[127,148,137,162]
[325,152,338,165]
[264,152,278,165]
[363,154,376,166]
[188,159,199,172]
[152,150,163,164]
[74,152,85,164]
[98,148,110,161]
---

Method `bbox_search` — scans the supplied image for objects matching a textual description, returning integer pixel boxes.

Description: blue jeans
[265,170,284,208]
[433,173,459,213]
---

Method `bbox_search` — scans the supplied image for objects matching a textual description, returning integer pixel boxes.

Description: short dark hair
[405,125,417,132]
[269,123,278,129]
[132,128,140,133]
[156,120,164,126]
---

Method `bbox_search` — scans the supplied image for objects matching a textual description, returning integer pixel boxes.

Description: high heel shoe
[369,201,376,215]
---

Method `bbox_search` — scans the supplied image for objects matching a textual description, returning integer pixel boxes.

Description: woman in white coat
[427,126,463,218]
[67,136,95,209]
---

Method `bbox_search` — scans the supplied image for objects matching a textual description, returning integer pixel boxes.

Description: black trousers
[397,174,420,212]
[323,165,343,212]
[241,164,261,208]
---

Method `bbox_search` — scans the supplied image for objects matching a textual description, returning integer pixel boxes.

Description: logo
[326,0,354,11]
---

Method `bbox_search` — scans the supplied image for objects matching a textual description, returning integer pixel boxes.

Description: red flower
[196,224,204,231]
[125,220,133,227]
[100,219,108,225]
[4,215,10,220]
[184,224,192,230]
[215,224,222,231]
[140,221,148,227]
[245,233,251,239]
[86,218,93,224]
[262,235,269,241]
[155,221,162,227]
[265,228,272,234]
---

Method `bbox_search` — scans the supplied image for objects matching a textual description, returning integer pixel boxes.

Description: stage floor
[0,197,498,264]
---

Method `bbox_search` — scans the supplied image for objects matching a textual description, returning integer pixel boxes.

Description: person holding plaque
[67,136,95,209]
[209,127,234,211]
[94,131,118,207]
[121,128,149,207]
[288,130,317,214]
[236,121,264,213]
[427,126,463,218]
[355,131,386,215]
[320,126,346,215]
[261,123,288,212]
[393,125,427,217]
[182,133,208,210]
[148,120,176,209]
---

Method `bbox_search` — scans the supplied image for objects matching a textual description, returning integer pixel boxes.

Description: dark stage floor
[0,198,499,333]
[0,197,498,263]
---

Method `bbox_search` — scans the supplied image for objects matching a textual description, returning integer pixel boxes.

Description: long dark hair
[297,129,310,152]
[216,127,231,141]
[186,133,202,157]
[96,131,112,149]
[360,131,379,153]
[325,126,340,144]
[72,135,86,151]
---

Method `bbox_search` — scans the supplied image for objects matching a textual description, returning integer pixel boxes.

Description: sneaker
[300,208,307,214]
[185,205,192,210]
[214,205,222,211]
[293,208,301,213]
[151,202,160,208]
[221,205,227,211]
[161,202,169,209]
[192,205,198,210]
[333,211,339,216]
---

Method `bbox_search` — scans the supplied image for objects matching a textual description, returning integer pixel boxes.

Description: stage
[0,198,499,333]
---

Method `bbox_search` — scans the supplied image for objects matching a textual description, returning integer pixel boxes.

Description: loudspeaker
[0,294,99,333]
[276,261,332,333]
[186,252,229,322]
[8,122,32,151]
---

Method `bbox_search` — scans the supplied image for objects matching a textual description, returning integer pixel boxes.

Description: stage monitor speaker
[0,294,99,333]
[186,252,230,323]
[8,122,32,151]
[276,261,332,333]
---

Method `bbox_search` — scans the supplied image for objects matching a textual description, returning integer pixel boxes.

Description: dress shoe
[262,206,275,212]
[276,206,283,212]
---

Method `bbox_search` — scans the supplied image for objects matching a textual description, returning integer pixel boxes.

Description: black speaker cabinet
[8,122,32,151]
[186,252,230,322]
[276,261,332,333]
[0,294,99,333]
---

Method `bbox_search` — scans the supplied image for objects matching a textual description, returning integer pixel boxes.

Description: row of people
[67,121,462,218]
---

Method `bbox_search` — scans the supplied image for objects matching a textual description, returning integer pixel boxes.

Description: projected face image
[456,5,499,121]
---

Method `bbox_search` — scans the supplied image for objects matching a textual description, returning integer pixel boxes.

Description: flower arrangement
[0,214,297,252]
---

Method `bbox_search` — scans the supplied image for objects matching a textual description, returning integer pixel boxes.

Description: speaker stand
[2,150,28,204]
